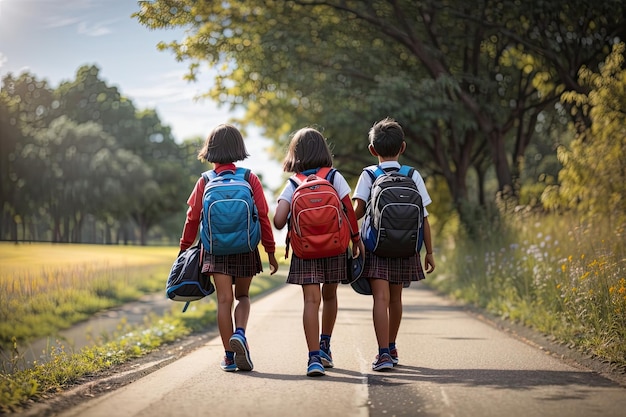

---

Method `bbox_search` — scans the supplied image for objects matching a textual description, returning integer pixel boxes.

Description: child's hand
[268,252,279,275]
[352,240,364,258]
[424,253,435,273]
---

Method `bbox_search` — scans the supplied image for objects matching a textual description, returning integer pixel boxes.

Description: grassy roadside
[429,212,626,373]
[0,243,289,413]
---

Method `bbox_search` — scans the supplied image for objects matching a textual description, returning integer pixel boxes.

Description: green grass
[0,243,288,412]
[0,243,176,348]
[429,213,626,370]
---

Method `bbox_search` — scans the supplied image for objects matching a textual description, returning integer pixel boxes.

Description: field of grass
[0,243,178,349]
[0,242,288,412]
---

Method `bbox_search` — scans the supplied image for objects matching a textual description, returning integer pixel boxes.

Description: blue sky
[0,0,283,189]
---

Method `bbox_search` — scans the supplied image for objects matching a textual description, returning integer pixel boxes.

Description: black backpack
[360,165,424,258]
[166,243,214,312]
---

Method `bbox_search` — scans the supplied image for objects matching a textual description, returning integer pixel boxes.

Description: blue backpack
[200,168,261,256]
[360,165,424,258]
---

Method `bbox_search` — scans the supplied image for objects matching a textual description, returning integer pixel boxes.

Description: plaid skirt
[286,251,348,285]
[201,248,263,280]
[361,251,426,285]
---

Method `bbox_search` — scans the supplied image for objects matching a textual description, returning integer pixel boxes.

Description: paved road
[53,283,625,417]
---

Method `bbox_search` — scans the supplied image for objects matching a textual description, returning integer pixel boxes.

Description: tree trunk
[488,130,514,196]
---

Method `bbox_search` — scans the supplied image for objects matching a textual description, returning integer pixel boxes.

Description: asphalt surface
[18,281,626,417]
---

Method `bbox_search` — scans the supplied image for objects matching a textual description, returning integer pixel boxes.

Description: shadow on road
[369,364,617,390]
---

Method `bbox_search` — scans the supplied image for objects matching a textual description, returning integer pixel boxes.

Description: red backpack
[286,167,351,259]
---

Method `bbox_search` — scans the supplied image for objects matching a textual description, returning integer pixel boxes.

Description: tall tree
[134,0,624,221]
[0,72,55,240]
[24,117,123,242]
[54,66,188,244]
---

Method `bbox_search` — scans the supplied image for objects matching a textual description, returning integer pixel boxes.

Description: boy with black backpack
[352,117,435,371]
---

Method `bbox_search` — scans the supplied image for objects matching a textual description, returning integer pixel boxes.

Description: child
[179,123,279,372]
[273,127,362,377]
[352,117,435,371]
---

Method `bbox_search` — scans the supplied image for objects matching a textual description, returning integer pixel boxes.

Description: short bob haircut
[369,117,405,158]
[282,127,333,173]
[198,123,249,163]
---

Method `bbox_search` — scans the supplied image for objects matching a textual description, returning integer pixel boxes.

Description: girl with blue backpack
[179,123,279,372]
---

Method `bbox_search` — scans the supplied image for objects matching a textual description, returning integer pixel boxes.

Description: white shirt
[352,161,432,216]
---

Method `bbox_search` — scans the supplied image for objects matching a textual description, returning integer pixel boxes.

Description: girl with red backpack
[273,127,362,377]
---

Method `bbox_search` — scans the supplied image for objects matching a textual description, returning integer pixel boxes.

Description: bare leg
[321,283,338,336]
[213,273,234,350]
[233,276,253,330]
[388,284,403,345]
[370,278,390,349]
[302,284,322,352]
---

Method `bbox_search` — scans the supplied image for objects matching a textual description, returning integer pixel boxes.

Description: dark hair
[198,123,249,163]
[282,127,333,173]
[368,117,405,158]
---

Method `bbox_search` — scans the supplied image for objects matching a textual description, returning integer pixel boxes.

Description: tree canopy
[543,43,626,228]
[0,66,199,244]
[134,0,625,225]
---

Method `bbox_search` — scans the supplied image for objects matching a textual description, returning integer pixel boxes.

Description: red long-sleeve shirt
[179,163,276,254]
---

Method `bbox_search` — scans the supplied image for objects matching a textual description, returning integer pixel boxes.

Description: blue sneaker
[229,333,253,371]
[307,355,325,377]
[319,349,334,368]
[372,353,394,371]
[220,355,237,372]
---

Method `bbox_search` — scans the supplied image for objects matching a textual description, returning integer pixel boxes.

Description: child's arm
[341,194,363,258]
[273,199,290,230]
[179,178,205,251]
[341,194,360,243]
[248,172,278,274]
[353,198,366,220]
[248,173,276,254]
[422,216,435,273]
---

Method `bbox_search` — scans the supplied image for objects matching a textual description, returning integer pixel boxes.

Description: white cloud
[77,20,113,37]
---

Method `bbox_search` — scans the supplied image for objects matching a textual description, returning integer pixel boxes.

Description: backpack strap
[234,167,252,181]
[202,168,252,185]
[398,165,415,177]
[317,166,333,181]
[365,165,414,181]
[288,175,301,189]
[289,167,335,188]
[364,166,388,182]
[201,171,213,186]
